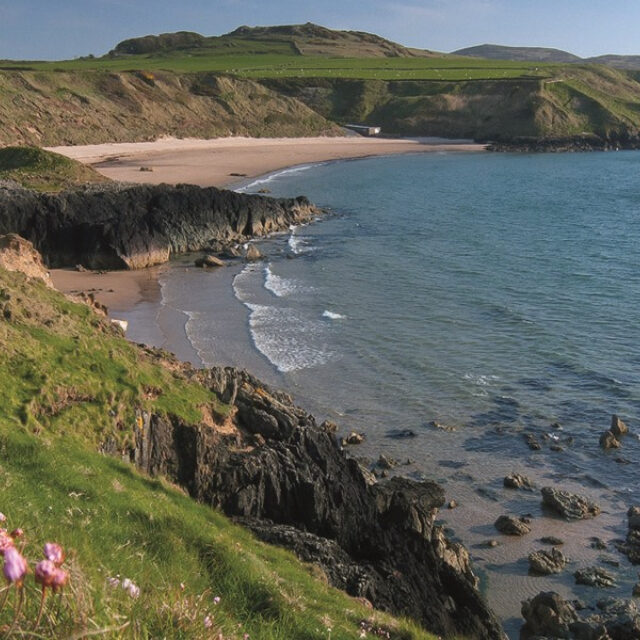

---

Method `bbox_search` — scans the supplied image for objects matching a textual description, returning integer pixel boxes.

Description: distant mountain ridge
[453,44,640,69]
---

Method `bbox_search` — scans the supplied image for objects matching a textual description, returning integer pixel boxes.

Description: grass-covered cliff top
[0,266,437,639]
[0,146,108,192]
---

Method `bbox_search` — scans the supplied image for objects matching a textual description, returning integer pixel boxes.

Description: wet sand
[47,136,484,188]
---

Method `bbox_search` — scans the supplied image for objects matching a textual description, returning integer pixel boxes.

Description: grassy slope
[0,146,108,191]
[0,70,341,147]
[0,267,438,639]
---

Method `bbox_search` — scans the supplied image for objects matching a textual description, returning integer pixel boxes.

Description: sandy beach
[47,135,484,188]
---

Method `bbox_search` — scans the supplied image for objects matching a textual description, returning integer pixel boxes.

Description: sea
[122,151,640,637]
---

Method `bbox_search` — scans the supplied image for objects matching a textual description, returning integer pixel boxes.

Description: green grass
[0,146,108,192]
[0,267,440,638]
[0,53,558,81]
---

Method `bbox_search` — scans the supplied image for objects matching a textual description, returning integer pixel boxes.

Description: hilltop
[110,22,437,59]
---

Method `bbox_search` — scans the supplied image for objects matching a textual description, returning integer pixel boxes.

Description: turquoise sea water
[129,151,640,635]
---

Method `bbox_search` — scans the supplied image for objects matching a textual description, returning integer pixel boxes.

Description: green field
[0,51,557,81]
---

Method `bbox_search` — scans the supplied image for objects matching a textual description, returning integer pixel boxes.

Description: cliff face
[131,366,506,640]
[0,183,319,269]
[0,71,341,146]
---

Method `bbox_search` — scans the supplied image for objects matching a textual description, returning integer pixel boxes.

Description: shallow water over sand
[120,152,640,637]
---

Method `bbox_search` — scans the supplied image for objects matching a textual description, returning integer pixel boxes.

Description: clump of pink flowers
[0,513,70,630]
[107,575,140,599]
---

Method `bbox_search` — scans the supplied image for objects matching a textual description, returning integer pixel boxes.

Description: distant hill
[453,44,581,63]
[110,22,437,59]
[453,44,640,70]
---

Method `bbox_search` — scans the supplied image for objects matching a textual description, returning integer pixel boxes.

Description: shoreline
[47,135,485,188]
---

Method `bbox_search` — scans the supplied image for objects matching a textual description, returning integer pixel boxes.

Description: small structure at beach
[344,124,382,137]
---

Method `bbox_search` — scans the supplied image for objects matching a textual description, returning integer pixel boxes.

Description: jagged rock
[448,500,458,509]
[575,567,616,588]
[429,420,457,432]
[596,597,640,639]
[377,454,397,470]
[245,244,263,261]
[504,473,535,490]
[610,415,628,438]
[541,536,565,545]
[195,254,225,268]
[541,487,601,520]
[591,537,607,550]
[495,514,531,536]
[600,430,620,450]
[633,584,640,597]
[344,431,364,445]
[617,508,640,565]
[529,548,568,575]
[521,591,579,639]
[132,366,507,639]
[0,183,318,270]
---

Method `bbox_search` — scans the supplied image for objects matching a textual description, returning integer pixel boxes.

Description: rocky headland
[0,182,318,269]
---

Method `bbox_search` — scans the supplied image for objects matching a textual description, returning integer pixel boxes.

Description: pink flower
[35,559,57,588]
[51,568,68,592]
[0,529,14,555]
[10,528,23,539]
[122,578,140,599]
[43,542,64,566]
[204,615,214,629]
[213,596,221,605]
[0,513,6,522]
[4,547,27,586]
[107,576,120,588]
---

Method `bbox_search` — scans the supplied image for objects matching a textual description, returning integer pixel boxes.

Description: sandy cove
[47,135,484,188]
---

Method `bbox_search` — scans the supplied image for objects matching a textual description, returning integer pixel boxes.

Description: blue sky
[1,0,638,60]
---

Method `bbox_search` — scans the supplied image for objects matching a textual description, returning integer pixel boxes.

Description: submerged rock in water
[195,254,225,268]
[504,473,535,490]
[575,567,616,588]
[541,487,601,520]
[245,244,263,261]
[529,547,568,575]
[600,430,621,450]
[610,414,629,438]
[495,514,531,536]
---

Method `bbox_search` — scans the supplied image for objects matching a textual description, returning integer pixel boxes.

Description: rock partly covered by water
[495,514,531,536]
[504,473,535,490]
[0,183,319,269]
[617,506,640,564]
[528,547,568,575]
[131,366,505,640]
[575,567,616,588]
[600,430,621,450]
[541,487,601,520]
[610,415,629,438]
[521,592,640,639]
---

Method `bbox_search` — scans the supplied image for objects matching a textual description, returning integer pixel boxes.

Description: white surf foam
[246,303,334,373]
[234,164,315,193]
[322,310,346,320]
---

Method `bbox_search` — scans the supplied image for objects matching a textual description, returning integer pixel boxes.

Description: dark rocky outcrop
[617,506,640,564]
[541,487,601,520]
[610,415,628,438]
[0,183,318,269]
[521,592,640,639]
[130,367,506,640]
[600,430,621,450]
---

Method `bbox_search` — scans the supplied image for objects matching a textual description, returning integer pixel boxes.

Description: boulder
[529,548,568,575]
[600,430,620,450]
[575,567,616,588]
[195,254,225,268]
[343,431,364,445]
[495,515,531,536]
[521,591,579,639]
[541,487,600,520]
[504,473,535,490]
[541,536,564,546]
[610,415,628,438]
[245,244,263,261]
[628,506,640,531]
